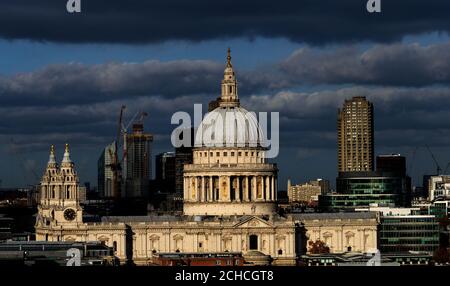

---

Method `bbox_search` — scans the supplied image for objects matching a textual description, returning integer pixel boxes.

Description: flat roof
[291,212,377,220]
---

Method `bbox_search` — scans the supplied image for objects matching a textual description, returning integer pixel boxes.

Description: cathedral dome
[194,48,265,149]
[194,105,265,148]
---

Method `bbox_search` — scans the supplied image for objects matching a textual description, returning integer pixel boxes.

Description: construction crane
[120,111,148,194]
[107,105,125,199]
[107,106,148,199]
[121,111,148,168]
[425,145,442,175]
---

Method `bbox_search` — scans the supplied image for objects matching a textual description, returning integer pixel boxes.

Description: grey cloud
[0,0,449,45]
[0,60,223,106]
[280,42,450,86]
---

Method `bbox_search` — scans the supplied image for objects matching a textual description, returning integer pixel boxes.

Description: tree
[308,240,330,254]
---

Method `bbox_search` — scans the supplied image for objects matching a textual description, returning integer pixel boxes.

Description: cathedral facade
[35,50,378,266]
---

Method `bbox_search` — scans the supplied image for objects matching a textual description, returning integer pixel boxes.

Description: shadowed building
[155,152,176,193]
[124,123,153,198]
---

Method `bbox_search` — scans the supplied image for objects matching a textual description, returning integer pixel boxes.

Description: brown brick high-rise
[338,96,374,172]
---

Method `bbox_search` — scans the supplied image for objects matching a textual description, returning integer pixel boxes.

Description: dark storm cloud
[0,0,449,44]
[2,41,450,154]
[280,42,450,86]
[0,61,288,107]
[0,60,223,106]
[4,41,450,109]
[0,95,200,147]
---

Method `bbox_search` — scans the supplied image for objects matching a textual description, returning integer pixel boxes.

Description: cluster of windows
[197,151,260,158]
[320,194,399,208]
[337,178,405,195]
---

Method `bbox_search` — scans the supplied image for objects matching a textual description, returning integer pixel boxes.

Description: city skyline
[1,1,450,189]
[0,1,450,271]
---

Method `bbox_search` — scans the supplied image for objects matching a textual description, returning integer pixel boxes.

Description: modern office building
[124,123,153,198]
[364,207,440,254]
[320,171,411,211]
[337,96,374,173]
[97,142,116,198]
[155,152,176,193]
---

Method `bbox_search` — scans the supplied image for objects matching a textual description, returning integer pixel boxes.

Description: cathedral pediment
[233,216,273,228]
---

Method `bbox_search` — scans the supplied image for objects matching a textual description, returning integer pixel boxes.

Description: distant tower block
[338,96,374,173]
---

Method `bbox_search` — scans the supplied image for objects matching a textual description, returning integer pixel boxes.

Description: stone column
[201,176,205,202]
[227,176,231,202]
[265,176,270,201]
[244,176,249,202]
[235,176,240,202]
[183,177,188,200]
[213,176,217,201]
[271,176,276,201]
[218,176,223,202]
[252,176,257,201]
[257,176,263,200]
[193,177,197,201]
[209,176,213,202]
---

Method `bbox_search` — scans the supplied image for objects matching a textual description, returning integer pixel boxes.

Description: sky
[1,0,450,189]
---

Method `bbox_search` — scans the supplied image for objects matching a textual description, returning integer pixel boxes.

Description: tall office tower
[97,142,116,197]
[155,152,176,193]
[124,123,153,198]
[337,96,374,173]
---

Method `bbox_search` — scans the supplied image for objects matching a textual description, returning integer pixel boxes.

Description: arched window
[249,235,258,250]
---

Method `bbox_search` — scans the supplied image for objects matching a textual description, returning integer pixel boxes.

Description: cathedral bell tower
[219,48,240,108]
[36,144,83,230]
